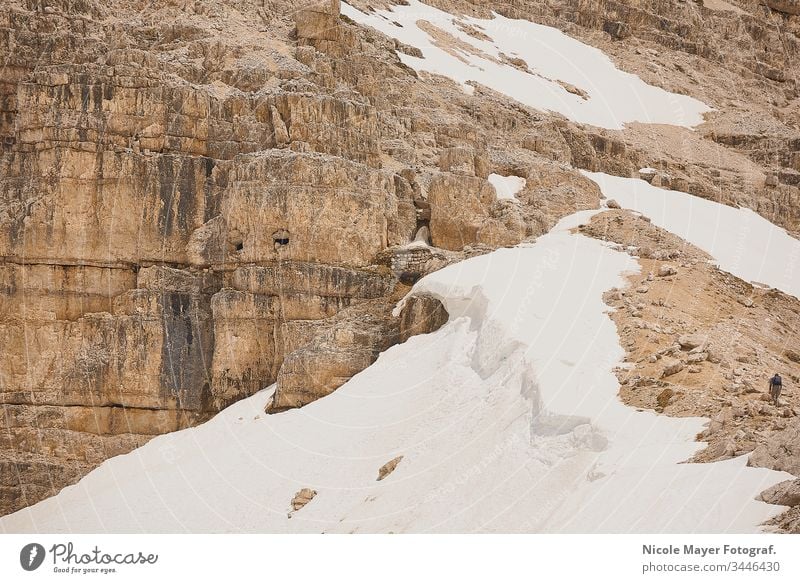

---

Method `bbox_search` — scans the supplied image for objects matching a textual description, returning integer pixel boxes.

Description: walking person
[769,373,783,406]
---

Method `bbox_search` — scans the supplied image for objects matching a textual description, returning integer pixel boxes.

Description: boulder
[678,333,707,351]
[706,438,737,459]
[428,173,525,250]
[661,359,685,378]
[749,419,800,475]
[657,265,677,277]
[758,479,800,507]
[399,294,449,343]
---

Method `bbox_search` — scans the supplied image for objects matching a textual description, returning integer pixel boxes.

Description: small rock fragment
[661,359,684,378]
[377,456,404,481]
[291,488,317,512]
[656,388,674,408]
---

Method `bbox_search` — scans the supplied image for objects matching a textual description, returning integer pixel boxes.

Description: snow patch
[488,173,526,201]
[582,171,800,300]
[342,0,711,130]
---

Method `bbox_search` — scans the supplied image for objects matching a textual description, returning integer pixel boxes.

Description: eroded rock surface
[0,0,597,515]
[3,0,800,519]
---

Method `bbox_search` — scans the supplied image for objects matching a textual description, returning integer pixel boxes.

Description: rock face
[3,0,800,521]
[763,1,800,15]
[758,479,800,507]
[5,0,574,515]
[296,0,342,42]
[749,419,800,476]
[428,173,526,250]
[0,0,445,515]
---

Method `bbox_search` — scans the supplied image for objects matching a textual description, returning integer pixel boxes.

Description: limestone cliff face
[0,0,570,515]
[764,1,800,15]
[2,0,799,517]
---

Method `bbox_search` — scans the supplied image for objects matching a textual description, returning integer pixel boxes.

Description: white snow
[341,0,711,130]
[2,212,788,534]
[582,171,800,300]
[488,173,526,201]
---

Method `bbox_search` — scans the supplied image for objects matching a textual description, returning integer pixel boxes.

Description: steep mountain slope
[1,0,591,514]
[2,0,800,528]
[1,211,790,533]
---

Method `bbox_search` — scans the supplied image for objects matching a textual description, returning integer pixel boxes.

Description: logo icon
[20,543,46,571]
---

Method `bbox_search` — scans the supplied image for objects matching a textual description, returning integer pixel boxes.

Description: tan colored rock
[428,173,525,251]
[270,105,289,146]
[661,359,685,378]
[399,294,449,343]
[758,479,800,507]
[687,352,708,364]
[657,265,677,277]
[295,0,341,42]
[763,1,800,15]
[437,147,488,177]
[678,334,707,351]
[291,488,317,511]
[656,388,674,409]
[267,301,399,412]
[377,456,404,481]
[749,419,800,475]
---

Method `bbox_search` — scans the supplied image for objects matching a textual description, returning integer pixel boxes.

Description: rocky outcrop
[267,301,400,412]
[749,419,800,476]
[267,292,449,412]
[758,479,800,507]
[0,0,454,515]
[4,0,799,521]
[428,173,526,250]
[763,1,800,15]
[398,294,449,343]
[296,0,341,42]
